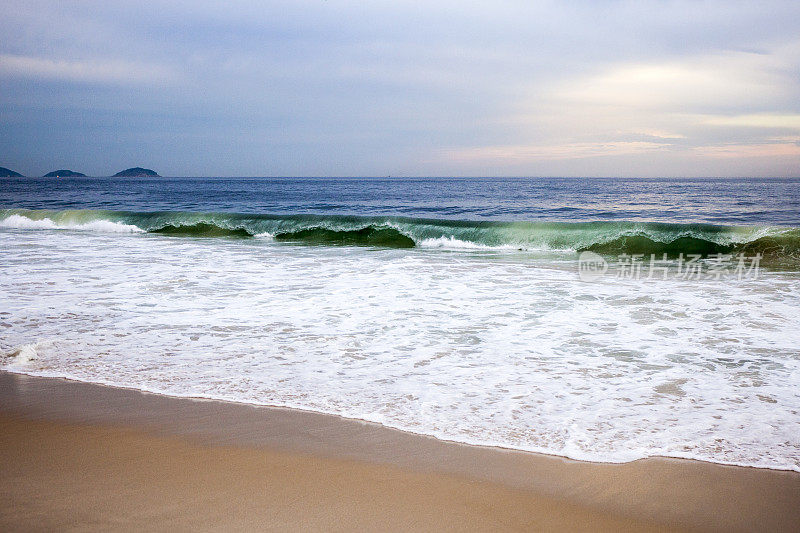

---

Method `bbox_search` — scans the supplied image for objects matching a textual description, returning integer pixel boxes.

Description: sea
[1,176,799,471]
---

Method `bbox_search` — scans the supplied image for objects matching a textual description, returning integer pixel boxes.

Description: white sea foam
[1,226,799,471]
[417,235,525,250]
[4,342,49,366]
[0,214,143,233]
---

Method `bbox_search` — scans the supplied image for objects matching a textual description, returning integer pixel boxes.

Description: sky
[1,1,799,177]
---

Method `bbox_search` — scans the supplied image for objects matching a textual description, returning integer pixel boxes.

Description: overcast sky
[1,1,799,177]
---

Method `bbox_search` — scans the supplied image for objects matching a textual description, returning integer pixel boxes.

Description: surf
[2,208,799,261]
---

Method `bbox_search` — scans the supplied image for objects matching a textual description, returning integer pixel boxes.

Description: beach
[4,197,800,473]
[2,371,798,532]
[4,0,800,529]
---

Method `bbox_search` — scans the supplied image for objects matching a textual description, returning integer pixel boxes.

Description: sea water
[1,177,799,471]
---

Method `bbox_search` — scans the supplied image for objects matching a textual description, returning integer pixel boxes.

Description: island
[113,167,160,177]
[43,169,86,177]
[0,166,24,177]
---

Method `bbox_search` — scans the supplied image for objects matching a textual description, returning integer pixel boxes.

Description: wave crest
[0,213,143,233]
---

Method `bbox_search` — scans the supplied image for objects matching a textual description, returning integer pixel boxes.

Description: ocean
[1,176,799,471]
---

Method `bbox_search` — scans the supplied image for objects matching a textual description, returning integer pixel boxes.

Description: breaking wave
[2,208,799,261]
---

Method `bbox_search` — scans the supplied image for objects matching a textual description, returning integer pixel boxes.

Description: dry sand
[1,372,798,532]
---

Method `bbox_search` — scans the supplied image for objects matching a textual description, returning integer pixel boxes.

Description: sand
[1,372,798,532]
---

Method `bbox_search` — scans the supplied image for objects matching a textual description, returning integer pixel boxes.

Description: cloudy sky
[1,1,799,177]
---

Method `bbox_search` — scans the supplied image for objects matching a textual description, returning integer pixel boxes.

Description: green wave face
[2,209,799,262]
[150,222,254,238]
[274,226,415,248]
[580,235,736,256]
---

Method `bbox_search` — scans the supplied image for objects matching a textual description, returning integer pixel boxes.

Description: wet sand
[1,372,798,532]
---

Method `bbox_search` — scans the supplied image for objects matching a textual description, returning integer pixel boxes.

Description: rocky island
[113,167,160,177]
[43,169,87,177]
[0,166,24,177]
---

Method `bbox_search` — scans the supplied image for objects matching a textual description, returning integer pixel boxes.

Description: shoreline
[1,371,799,531]
[4,368,797,474]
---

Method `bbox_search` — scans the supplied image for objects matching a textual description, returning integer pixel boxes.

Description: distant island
[113,167,159,177]
[2,166,162,177]
[43,169,86,177]
[0,166,24,177]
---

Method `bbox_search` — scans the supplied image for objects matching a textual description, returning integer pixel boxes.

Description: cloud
[443,141,672,163]
[435,39,800,174]
[0,54,180,85]
[694,142,800,158]
[702,114,800,129]
[1,1,799,176]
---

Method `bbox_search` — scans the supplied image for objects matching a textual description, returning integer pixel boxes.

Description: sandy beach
[1,372,798,532]
[4,0,800,530]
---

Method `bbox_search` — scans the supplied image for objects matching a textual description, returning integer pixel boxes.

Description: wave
[151,222,253,238]
[2,208,799,261]
[274,226,415,248]
[0,213,143,233]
